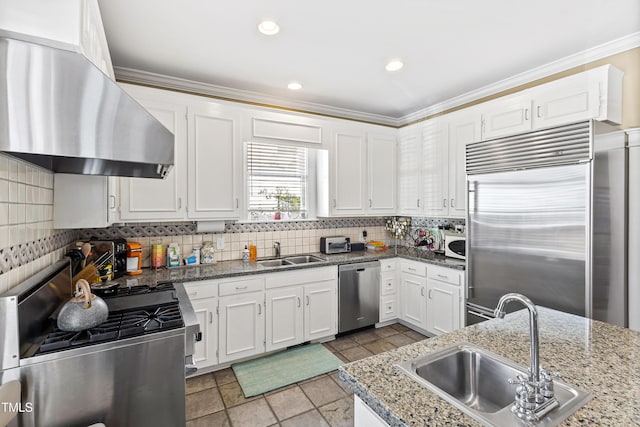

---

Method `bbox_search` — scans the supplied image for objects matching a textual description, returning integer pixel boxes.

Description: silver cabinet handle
[408,267,416,271]
[109,195,116,209]
[333,199,337,208]
[235,198,239,208]
[178,197,182,209]
[235,285,248,290]
[537,106,542,118]
[258,304,262,315]
[297,297,301,308]
[443,198,448,208]
[209,312,213,324]
[421,287,425,297]
[306,296,310,306]
[524,108,529,120]
[451,198,455,208]
[437,274,448,279]
[369,199,372,208]
[417,199,420,208]
[188,291,198,298]
[428,289,433,299]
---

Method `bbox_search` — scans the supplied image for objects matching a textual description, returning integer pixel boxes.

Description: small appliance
[320,236,351,254]
[445,233,466,260]
[88,239,128,280]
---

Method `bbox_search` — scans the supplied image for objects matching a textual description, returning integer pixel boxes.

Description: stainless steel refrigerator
[465,120,627,327]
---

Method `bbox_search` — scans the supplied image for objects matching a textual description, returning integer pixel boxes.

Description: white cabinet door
[448,112,481,218]
[399,273,427,330]
[532,76,600,129]
[354,395,390,427]
[421,119,449,217]
[191,298,218,369]
[187,104,241,219]
[119,98,188,221]
[219,291,265,363]
[397,127,422,215]
[379,295,398,322]
[426,280,461,335]
[266,287,304,352]
[304,280,337,341]
[332,130,366,215]
[481,97,533,140]
[367,133,396,214]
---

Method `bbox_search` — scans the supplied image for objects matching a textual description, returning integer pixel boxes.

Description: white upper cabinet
[118,91,188,221]
[448,110,481,218]
[480,65,622,140]
[421,119,449,217]
[319,124,396,216]
[187,103,242,220]
[397,126,422,215]
[0,0,114,80]
[367,133,397,214]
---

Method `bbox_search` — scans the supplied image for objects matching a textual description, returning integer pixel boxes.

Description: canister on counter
[201,242,216,264]
[151,241,164,268]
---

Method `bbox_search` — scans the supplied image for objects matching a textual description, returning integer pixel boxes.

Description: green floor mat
[232,344,343,397]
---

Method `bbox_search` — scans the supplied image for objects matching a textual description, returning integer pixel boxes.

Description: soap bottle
[242,245,249,263]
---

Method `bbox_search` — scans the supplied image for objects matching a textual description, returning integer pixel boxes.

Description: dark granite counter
[107,247,465,286]
[339,308,640,426]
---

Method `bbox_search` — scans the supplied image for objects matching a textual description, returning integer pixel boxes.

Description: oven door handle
[468,310,494,321]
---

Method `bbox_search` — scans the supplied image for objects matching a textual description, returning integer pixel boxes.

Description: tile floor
[185,323,428,427]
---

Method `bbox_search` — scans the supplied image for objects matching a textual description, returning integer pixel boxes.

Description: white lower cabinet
[379,258,398,322]
[399,261,428,330]
[304,281,337,341]
[426,266,464,335]
[218,291,265,363]
[191,298,218,368]
[266,287,304,352]
[354,395,389,427]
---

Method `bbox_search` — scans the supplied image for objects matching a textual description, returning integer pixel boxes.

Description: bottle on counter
[167,243,181,268]
[249,243,257,261]
[242,245,249,263]
[151,241,164,269]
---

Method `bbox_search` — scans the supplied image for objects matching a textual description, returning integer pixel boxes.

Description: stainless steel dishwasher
[338,261,380,333]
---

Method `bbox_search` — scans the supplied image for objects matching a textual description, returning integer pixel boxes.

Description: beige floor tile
[186,410,230,427]
[266,385,314,421]
[214,367,237,385]
[384,333,414,347]
[340,346,374,362]
[318,396,354,427]
[185,387,224,420]
[219,381,260,408]
[363,339,397,355]
[373,326,399,338]
[326,336,358,352]
[300,376,347,407]
[404,330,428,342]
[390,323,411,332]
[351,329,379,344]
[185,372,216,395]
[329,372,354,396]
[227,398,277,427]
[280,409,330,427]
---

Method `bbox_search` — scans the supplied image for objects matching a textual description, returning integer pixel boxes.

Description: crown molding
[398,32,640,126]
[114,67,401,127]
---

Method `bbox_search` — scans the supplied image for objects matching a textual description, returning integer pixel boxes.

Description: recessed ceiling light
[287,82,303,90]
[385,59,404,72]
[258,20,280,35]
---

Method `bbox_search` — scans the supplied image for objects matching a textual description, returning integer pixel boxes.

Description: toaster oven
[320,236,351,254]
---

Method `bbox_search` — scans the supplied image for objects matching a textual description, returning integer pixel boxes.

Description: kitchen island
[339,307,640,426]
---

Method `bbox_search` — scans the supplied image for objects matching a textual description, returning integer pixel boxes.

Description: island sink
[396,343,592,426]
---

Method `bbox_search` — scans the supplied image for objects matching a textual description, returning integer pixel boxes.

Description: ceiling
[98,0,640,122]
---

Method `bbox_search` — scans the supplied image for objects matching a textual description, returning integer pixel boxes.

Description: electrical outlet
[216,237,225,250]
[360,230,367,242]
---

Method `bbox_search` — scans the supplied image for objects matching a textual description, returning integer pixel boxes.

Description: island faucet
[274,241,281,258]
[495,293,559,422]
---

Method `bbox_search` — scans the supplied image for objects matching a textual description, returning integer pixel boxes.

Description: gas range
[36,283,184,355]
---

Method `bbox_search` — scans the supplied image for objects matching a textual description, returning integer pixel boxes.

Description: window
[247,142,308,221]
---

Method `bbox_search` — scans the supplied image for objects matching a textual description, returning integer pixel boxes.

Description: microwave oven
[444,233,465,260]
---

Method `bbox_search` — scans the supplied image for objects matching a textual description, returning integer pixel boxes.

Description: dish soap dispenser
[242,245,250,263]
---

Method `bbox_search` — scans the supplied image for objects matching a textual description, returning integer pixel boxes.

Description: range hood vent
[0,37,173,179]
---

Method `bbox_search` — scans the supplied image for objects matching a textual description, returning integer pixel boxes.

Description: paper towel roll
[196,221,226,233]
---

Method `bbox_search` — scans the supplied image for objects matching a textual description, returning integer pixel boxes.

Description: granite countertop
[339,308,640,426]
[107,247,465,287]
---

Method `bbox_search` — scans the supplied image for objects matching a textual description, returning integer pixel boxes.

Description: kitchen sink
[283,255,325,264]
[396,343,592,426]
[257,255,325,267]
[257,259,290,267]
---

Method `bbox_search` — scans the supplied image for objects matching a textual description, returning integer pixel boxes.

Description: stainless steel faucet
[274,241,281,258]
[495,293,559,422]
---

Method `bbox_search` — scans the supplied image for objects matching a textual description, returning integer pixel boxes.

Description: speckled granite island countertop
[107,247,465,287]
[339,308,640,426]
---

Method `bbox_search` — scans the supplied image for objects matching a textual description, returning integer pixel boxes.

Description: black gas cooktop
[36,283,184,355]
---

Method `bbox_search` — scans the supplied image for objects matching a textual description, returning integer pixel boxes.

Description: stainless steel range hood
[0,37,174,179]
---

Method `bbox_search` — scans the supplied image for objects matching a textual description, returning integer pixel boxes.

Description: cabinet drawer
[380,258,397,272]
[265,266,336,289]
[183,280,218,300]
[379,296,397,322]
[400,261,427,277]
[428,266,462,286]
[380,272,397,295]
[219,277,265,296]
